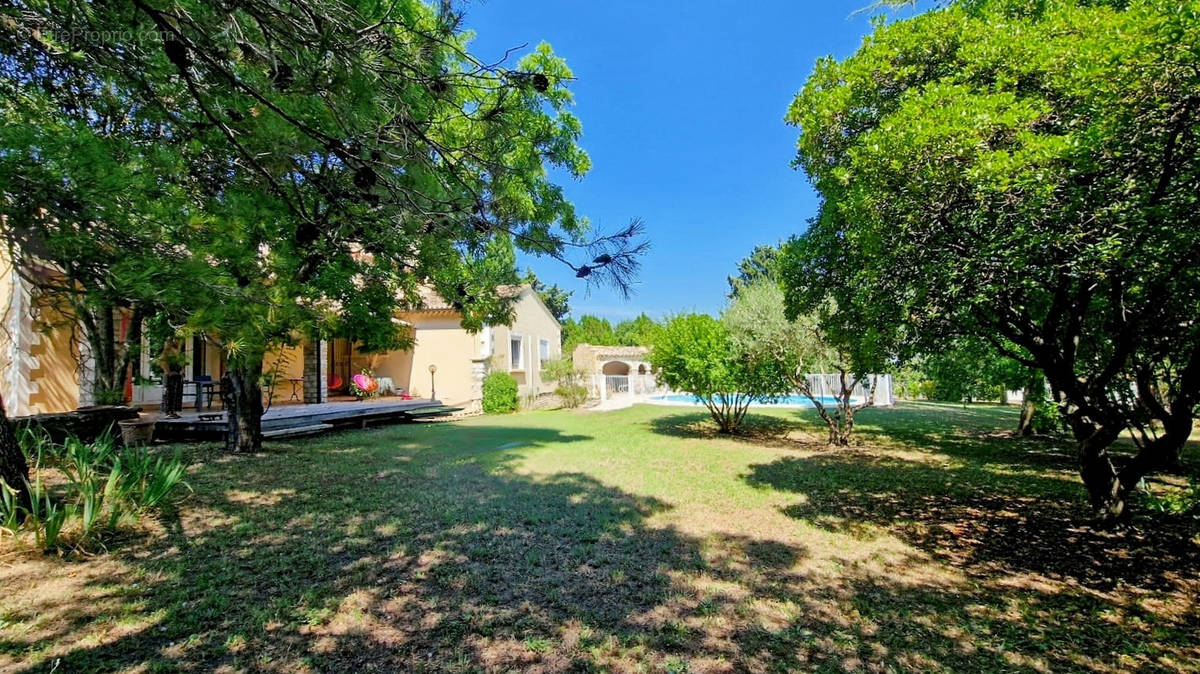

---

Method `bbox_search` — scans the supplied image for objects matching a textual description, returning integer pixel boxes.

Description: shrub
[539,358,574,385]
[652,313,779,433]
[0,432,189,553]
[93,389,127,405]
[542,358,590,409]
[1029,399,1065,435]
[482,371,519,414]
[1140,474,1200,520]
[555,384,589,408]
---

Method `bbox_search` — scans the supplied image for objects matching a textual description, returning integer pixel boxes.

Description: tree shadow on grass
[642,404,1199,669]
[4,415,1198,672]
[2,423,779,672]
[645,410,820,451]
[855,402,1200,475]
[743,449,1200,670]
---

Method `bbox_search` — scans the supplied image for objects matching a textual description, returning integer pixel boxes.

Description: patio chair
[375,376,395,395]
[196,375,218,409]
[182,375,218,410]
[351,373,379,395]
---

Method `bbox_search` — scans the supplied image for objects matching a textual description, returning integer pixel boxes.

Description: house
[0,264,562,415]
[0,263,85,415]
[268,284,563,409]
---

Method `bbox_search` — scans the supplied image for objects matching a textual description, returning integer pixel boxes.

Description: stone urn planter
[117,415,157,447]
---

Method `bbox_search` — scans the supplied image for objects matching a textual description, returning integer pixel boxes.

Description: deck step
[262,423,332,439]
[403,406,463,418]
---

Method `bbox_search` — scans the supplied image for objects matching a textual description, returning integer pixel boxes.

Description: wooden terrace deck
[153,398,459,441]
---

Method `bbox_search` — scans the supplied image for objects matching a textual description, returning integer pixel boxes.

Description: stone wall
[13,406,141,444]
[302,340,328,404]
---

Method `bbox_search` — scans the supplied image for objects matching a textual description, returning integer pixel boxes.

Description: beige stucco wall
[27,304,81,413]
[264,344,304,380]
[263,344,305,403]
[0,251,84,414]
[370,345,415,394]
[394,313,479,404]
[0,265,15,411]
[490,288,562,398]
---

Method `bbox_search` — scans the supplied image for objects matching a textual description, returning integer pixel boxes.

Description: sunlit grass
[1,402,1196,672]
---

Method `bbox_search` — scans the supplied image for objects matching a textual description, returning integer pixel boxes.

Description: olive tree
[724,279,883,445]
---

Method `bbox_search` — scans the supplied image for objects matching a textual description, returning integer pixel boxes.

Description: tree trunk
[1017,400,1036,435]
[837,408,855,445]
[223,357,264,452]
[90,306,121,399]
[830,422,849,446]
[1074,409,1192,522]
[122,312,143,396]
[1016,374,1044,436]
[803,389,852,445]
[0,393,31,512]
[1076,426,1125,519]
[82,303,144,404]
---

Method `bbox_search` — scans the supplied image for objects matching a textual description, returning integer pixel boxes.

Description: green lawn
[2,402,1197,672]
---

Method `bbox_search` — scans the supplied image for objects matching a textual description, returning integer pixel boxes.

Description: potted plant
[117,412,157,446]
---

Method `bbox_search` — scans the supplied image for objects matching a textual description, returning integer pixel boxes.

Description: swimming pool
[647,393,862,408]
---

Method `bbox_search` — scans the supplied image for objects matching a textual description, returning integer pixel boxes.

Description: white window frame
[510,334,524,371]
[538,338,550,366]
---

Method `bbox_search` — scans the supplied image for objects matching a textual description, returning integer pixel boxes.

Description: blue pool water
[648,394,860,408]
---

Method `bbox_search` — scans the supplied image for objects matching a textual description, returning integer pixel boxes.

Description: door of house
[327,338,353,392]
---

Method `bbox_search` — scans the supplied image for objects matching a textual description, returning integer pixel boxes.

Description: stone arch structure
[572,344,659,404]
[601,360,630,376]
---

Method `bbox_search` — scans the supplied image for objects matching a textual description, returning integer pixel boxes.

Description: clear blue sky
[464,1,919,322]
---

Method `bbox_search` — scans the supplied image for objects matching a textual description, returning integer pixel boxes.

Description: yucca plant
[102,455,136,530]
[0,478,22,537]
[41,501,69,551]
[58,434,117,488]
[119,448,189,512]
[5,431,190,553]
[58,434,120,541]
[23,472,66,551]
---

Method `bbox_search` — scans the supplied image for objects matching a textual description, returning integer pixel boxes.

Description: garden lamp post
[428,364,437,401]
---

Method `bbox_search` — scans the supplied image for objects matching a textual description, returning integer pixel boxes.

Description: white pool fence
[588,373,894,406]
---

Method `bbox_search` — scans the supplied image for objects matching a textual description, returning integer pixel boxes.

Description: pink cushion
[352,373,378,393]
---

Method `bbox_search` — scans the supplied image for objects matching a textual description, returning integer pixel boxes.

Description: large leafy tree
[614,313,661,348]
[787,0,1200,518]
[561,315,616,353]
[1,0,645,452]
[0,50,198,404]
[920,338,1033,404]
[562,312,662,353]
